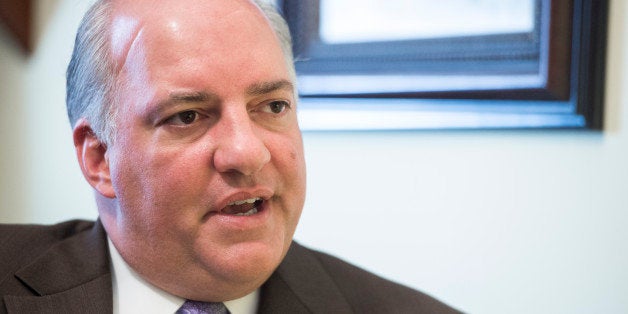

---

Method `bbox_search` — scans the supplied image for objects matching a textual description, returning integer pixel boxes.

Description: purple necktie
[176,300,230,314]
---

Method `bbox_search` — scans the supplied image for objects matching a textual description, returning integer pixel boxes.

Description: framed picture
[276,0,609,130]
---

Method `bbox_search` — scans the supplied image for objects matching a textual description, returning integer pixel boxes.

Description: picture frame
[278,0,609,130]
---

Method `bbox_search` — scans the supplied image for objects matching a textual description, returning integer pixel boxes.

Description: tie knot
[176,300,230,314]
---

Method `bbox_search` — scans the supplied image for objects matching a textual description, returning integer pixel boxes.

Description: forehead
[109,0,290,99]
[110,0,283,72]
[111,0,265,29]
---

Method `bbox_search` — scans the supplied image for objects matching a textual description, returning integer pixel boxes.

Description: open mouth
[222,198,264,216]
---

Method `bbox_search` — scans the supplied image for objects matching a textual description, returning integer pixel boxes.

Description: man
[0,0,460,313]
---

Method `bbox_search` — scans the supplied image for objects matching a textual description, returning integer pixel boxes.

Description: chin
[196,238,288,294]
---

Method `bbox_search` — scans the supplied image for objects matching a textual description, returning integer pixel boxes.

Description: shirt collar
[108,238,259,314]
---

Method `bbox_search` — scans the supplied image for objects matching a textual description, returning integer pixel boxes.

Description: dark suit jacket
[0,220,461,313]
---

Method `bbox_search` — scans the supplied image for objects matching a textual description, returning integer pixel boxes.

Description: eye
[166,110,200,125]
[265,100,290,114]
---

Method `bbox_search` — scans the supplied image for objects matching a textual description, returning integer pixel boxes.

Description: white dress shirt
[108,239,259,314]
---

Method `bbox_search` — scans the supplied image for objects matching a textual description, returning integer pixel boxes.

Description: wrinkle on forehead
[111,14,143,73]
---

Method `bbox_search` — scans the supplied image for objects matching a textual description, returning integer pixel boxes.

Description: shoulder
[0,220,95,274]
[280,242,462,313]
[0,219,95,248]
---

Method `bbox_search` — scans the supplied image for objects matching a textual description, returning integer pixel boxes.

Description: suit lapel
[259,242,353,314]
[5,221,112,314]
[4,275,111,314]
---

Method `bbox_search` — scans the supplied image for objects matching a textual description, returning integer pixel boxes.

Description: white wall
[1,0,627,313]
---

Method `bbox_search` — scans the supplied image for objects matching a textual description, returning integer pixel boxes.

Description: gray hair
[66,0,295,145]
[66,1,116,145]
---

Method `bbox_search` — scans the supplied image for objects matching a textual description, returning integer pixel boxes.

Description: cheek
[109,149,209,240]
[140,149,210,202]
[272,133,306,195]
[110,142,197,210]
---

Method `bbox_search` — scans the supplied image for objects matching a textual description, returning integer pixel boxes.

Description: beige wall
[0,28,29,222]
[0,0,96,223]
[1,0,627,313]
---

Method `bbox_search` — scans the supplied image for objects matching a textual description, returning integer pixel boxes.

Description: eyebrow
[166,80,294,102]
[246,80,295,96]
[168,91,216,103]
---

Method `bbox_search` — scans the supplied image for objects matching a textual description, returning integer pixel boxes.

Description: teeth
[234,207,258,216]
[228,198,261,206]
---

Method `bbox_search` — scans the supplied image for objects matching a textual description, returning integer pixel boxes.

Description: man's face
[99,0,305,301]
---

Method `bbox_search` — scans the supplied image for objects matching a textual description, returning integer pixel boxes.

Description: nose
[212,109,271,176]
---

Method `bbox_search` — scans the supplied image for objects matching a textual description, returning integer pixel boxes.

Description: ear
[73,119,116,198]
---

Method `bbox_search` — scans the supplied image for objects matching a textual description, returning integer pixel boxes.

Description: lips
[211,189,273,219]
[222,198,263,216]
